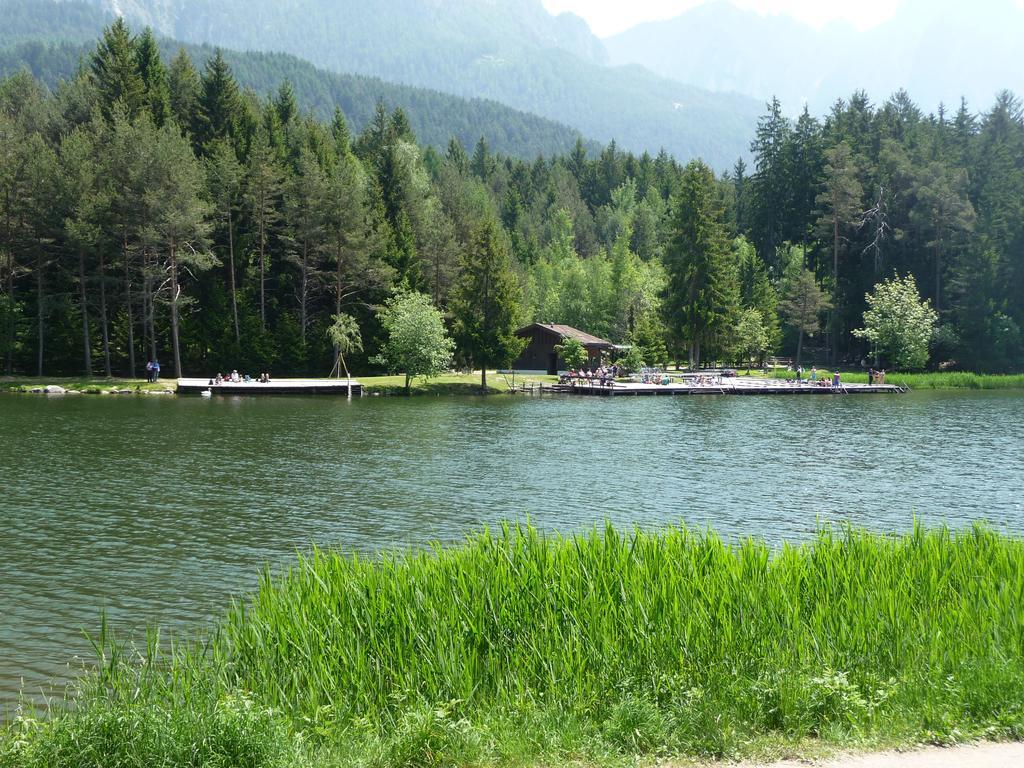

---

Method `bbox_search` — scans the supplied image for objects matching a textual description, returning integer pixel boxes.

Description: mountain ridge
[0,0,597,159]
[62,0,764,167]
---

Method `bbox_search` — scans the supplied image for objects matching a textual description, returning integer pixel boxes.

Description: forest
[1,20,1022,380]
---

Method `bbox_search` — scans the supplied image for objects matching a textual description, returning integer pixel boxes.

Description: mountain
[605,0,1024,113]
[0,0,595,159]
[64,0,764,167]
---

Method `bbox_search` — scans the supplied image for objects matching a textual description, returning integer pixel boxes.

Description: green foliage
[371,289,454,394]
[734,307,770,368]
[554,337,587,370]
[617,344,646,373]
[854,275,938,370]
[326,313,361,379]
[778,269,833,365]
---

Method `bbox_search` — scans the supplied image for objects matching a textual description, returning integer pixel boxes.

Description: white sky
[542,0,1024,37]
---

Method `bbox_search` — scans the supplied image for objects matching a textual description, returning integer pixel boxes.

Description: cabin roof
[515,323,614,348]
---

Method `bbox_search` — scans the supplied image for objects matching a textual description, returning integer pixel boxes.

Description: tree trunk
[169,244,182,378]
[481,366,487,392]
[122,235,136,378]
[831,214,839,366]
[340,351,352,397]
[300,240,308,345]
[5,250,15,375]
[935,241,942,315]
[78,249,91,375]
[36,249,43,377]
[796,328,804,368]
[259,219,266,330]
[143,248,156,363]
[228,208,239,343]
[404,372,410,396]
[98,251,112,377]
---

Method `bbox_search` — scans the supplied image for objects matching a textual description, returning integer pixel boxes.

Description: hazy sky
[542,0,1024,37]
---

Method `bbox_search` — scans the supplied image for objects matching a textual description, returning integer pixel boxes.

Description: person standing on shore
[145,360,153,383]
[153,360,161,382]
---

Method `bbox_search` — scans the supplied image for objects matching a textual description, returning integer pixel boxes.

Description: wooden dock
[541,379,907,397]
[176,378,361,396]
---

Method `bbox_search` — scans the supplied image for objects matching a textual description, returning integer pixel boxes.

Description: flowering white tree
[854,275,938,370]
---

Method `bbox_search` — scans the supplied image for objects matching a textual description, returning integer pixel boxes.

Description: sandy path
[733,741,1024,767]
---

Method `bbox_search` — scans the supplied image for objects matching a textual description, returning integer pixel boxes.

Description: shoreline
[3,370,1024,398]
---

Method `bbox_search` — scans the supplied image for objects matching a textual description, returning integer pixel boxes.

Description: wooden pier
[532,379,907,397]
[177,378,361,396]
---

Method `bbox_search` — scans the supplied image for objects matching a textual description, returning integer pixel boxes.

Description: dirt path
[734,741,1024,767]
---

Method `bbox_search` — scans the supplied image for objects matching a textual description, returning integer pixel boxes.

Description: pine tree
[815,141,863,364]
[285,147,328,348]
[274,80,298,127]
[451,219,526,390]
[135,28,170,127]
[749,97,791,269]
[664,160,738,368]
[168,48,201,137]
[90,19,145,121]
[243,128,284,330]
[205,139,243,343]
[197,50,241,148]
[143,124,213,377]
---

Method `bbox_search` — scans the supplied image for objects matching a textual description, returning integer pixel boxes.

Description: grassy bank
[4,523,1024,767]
[766,370,1024,389]
[0,377,174,394]
[360,372,557,396]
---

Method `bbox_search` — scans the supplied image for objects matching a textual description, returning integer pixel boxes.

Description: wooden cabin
[511,323,615,374]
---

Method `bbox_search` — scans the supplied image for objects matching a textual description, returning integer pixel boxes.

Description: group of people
[144,359,161,382]
[791,366,843,388]
[640,368,673,385]
[208,370,272,385]
[561,365,619,387]
[868,368,887,384]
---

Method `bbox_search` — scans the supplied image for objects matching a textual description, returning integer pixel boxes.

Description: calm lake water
[1,390,1023,709]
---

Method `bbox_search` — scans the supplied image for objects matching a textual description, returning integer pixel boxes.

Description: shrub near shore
[4,524,1024,767]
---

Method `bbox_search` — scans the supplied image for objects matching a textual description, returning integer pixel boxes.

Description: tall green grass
[767,369,1024,389]
[5,524,1024,767]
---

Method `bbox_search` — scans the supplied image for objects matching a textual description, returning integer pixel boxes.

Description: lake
[1,390,1022,710]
